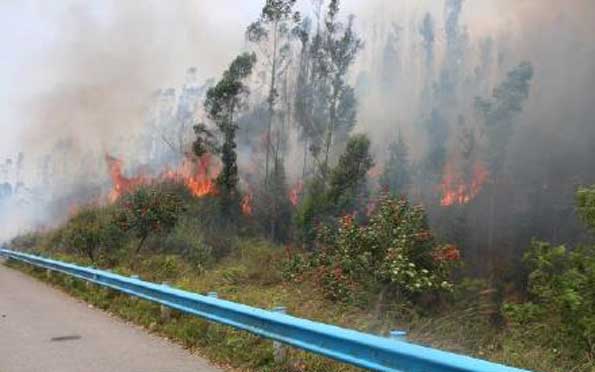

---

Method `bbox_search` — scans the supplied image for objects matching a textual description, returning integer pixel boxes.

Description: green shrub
[289,196,459,304]
[62,207,124,262]
[9,232,41,251]
[577,185,595,230]
[505,240,595,361]
[115,186,186,254]
[161,218,214,272]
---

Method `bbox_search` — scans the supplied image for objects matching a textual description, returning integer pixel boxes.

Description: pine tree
[475,61,534,251]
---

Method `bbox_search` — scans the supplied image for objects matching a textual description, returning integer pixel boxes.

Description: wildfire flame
[440,160,489,207]
[163,155,218,198]
[105,153,219,202]
[241,193,253,216]
[105,154,146,202]
[288,181,304,207]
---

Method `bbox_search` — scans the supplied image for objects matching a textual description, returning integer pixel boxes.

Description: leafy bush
[504,240,595,360]
[577,185,595,230]
[9,232,41,251]
[115,186,185,254]
[160,218,214,272]
[289,196,459,303]
[62,207,123,262]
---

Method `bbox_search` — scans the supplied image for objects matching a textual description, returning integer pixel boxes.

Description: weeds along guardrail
[0,248,532,372]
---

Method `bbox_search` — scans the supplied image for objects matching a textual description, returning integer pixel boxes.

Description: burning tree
[193,52,257,219]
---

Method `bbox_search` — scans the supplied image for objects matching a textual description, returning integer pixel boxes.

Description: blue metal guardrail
[0,248,532,372]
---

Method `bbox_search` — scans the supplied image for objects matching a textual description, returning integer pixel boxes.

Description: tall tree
[475,61,534,252]
[379,131,410,197]
[294,1,362,181]
[419,13,435,72]
[246,0,300,187]
[419,12,435,106]
[296,134,374,247]
[436,0,467,105]
[322,2,363,174]
[381,22,402,94]
[193,53,257,217]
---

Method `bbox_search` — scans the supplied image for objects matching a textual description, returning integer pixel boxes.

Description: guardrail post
[45,268,52,280]
[130,275,140,302]
[272,306,288,363]
[390,330,408,342]
[160,282,172,321]
[85,266,97,289]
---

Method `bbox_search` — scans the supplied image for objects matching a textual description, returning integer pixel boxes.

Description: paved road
[0,260,221,372]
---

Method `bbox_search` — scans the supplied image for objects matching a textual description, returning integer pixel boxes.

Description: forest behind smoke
[3,1,595,371]
[1,0,595,274]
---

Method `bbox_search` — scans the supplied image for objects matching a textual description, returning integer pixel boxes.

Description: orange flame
[241,193,253,216]
[105,154,146,202]
[440,160,489,207]
[105,153,219,202]
[288,181,304,207]
[367,164,383,179]
[163,155,218,198]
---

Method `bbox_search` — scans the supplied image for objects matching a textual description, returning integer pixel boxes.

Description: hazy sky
[0,1,263,156]
[1,0,593,160]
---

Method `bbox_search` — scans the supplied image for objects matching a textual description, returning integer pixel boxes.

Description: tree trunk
[302,137,309,179]
[265,22,279,188]
[136,235,148,254]
[487,182,495,272]
[373,285,389,319]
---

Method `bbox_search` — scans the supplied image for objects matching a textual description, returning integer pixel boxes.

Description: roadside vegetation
[7,182,595,372]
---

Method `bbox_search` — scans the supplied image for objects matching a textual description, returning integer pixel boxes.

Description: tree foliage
[327,134,374,211]
[64,207,122,262]
[576,185,595,230]
[296,134,374,246]
[475,62,534,174]
[116,186,185,254]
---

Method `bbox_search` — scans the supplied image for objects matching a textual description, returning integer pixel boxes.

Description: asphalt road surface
[0,260,221,372]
